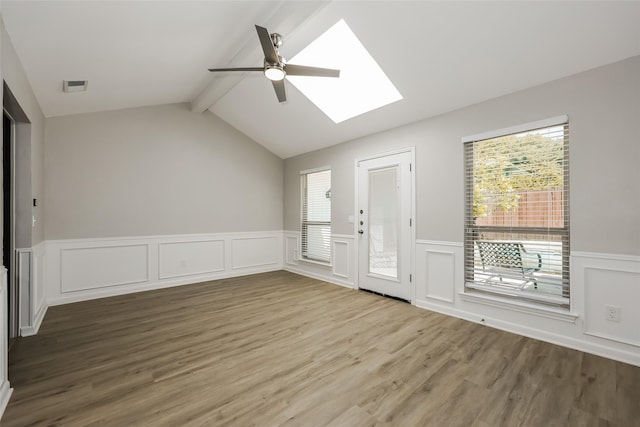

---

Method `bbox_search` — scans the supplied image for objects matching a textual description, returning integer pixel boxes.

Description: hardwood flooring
[3,271,640,426]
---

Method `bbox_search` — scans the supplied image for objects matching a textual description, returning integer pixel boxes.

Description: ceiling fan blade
[208,67,264,72]
[272,79,287,103]
[255,25,279,64]
[285,64,340,78]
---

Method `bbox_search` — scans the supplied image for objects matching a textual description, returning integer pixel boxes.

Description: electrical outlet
[605,305,621,322]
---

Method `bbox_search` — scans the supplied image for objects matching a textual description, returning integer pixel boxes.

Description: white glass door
[357,151,412,301]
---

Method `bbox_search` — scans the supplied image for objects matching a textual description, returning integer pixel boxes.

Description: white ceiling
[3,1,640,158]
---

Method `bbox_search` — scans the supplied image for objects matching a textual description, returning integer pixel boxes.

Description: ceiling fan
[208,25,340,103]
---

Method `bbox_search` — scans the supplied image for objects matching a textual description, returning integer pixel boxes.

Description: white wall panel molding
[331,234,356,283]
[415,297,640,367]
[61,244,150,293]
[331,241,350,279]
[415,241,463,305]
[0,267,13,417]
[413,241,640,367]
[330,234,356,239]
[45,231,283,306]
[32,242,47,335]
[573,252,640,348]
[159,240,225,280]
[282,231,356,289]
[17,242,48,337]
[17,249,32,333]
[232,236,280,270]
[415,239,463,248]
[284,231,300,267]
[571,251,640,263]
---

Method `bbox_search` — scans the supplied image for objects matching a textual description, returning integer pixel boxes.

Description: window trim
[462,115,568,144]
[300,167,332,265]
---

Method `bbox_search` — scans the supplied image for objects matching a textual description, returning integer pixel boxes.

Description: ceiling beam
[190,0,331,113]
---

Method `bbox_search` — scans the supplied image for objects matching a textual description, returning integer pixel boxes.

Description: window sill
[458,289,579,323]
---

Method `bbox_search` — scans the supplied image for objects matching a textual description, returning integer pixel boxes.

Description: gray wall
[1,21,45,246]
[284,55,640,256]
[45,103,283,239]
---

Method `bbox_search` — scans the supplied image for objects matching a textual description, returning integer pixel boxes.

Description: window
[301,169,331,263]
[464,116,569,308]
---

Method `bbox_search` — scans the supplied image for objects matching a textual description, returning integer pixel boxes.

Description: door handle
[358,230,364,234]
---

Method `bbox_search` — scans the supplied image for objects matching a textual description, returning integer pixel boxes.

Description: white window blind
[301,169,331,263]
[464,120,570,307]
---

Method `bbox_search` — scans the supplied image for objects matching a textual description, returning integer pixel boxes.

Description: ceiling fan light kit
[264,65,285,81]
[208,25,340,103]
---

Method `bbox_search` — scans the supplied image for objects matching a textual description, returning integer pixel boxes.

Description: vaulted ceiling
[3,1,639,158]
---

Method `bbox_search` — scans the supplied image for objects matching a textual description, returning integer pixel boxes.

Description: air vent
[62,80,88,93]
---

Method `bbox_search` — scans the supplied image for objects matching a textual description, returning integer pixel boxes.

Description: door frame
[353,146,416,303]
[2,109,17,344]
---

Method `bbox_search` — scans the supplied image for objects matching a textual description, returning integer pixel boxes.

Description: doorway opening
[3,82,33,352]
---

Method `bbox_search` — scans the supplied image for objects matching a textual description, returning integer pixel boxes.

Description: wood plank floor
[3,271,640,426]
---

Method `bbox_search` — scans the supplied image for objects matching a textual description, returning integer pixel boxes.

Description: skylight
[286,19,402,123]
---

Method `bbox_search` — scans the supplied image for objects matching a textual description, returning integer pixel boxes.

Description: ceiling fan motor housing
[270,33,283,50]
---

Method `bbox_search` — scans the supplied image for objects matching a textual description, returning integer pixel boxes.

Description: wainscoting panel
[575,253,640,348]
[415,240,463,306]
[232,236,279,270]
[283,232,356,289]
[413,243,640,366]
[424,250,456,303]
[61,244,149,293]
[37,234,640,367]
[32,242,47,335]
[0,266,13,418]
[17,243,47,337]
[17,250,31,332]
[284,234,299,267]
[331,240,350,279]
[45,231,283,306]
[330,235,356,287]
[159,240,225,279]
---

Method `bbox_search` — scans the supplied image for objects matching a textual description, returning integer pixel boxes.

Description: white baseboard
[20,303,48,337]
[0,381,13,421]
